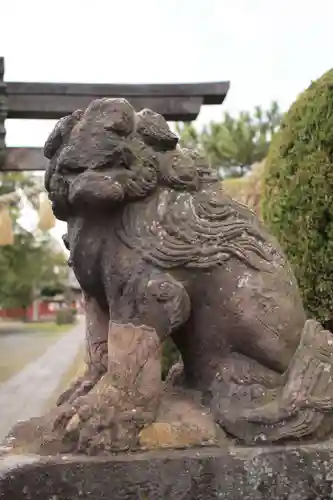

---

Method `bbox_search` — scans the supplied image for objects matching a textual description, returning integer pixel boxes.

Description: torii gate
[0,57,229,172]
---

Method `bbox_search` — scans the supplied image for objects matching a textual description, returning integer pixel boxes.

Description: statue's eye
[58,161,86,176]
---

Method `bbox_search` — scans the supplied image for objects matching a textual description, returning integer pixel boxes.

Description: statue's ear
[159,150,199,191]
[44,110,84,193]
[136,109,178,151]
[44,110,83,160]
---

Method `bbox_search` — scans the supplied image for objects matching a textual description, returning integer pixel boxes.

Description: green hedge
[262,70,333,323]
[56,307,77,325]
[162,338,180,380]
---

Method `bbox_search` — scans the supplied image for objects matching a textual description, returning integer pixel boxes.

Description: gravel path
[0,317,85,442]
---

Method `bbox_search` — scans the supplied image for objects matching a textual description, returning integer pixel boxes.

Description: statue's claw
[56,371,104,406]
[53,374,156,454]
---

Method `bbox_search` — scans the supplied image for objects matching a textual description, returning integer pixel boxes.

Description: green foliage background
[176,102,281,178]
[262,70,333,322]
[0,173,67,315]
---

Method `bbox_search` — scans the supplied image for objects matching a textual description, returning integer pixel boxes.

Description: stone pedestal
[1,443,333,499]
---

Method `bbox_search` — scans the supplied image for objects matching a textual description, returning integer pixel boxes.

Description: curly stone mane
[44,98,275,270]
[117,170,274,270]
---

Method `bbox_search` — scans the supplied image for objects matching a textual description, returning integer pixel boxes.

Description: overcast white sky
[2,0,333,239]
[2,0,333,146]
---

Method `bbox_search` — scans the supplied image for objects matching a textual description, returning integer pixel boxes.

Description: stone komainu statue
[40,98,333,453]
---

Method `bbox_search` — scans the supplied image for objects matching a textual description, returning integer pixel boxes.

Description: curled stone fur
[40,97,333,451]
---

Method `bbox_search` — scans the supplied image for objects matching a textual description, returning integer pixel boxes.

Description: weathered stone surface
[2,443,333,499]
[139,392,226,449]
[8,96,333,456]
[3,388,223,456]
[4,97,333,497]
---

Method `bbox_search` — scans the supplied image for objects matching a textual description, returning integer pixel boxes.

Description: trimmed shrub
[56,307,76,325]
[261,70,333,323]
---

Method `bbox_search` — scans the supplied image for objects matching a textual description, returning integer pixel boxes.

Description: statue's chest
[70,235,103,293]
[67,218,112,292]
[67,217,133,296]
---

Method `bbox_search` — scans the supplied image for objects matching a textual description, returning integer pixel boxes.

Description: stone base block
[2,442,333,499]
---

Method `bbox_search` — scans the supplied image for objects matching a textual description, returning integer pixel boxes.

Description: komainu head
[43,98,218,220]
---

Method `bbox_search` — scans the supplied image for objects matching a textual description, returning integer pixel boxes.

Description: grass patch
[0,321,77,383]
[0,359,33,382]
[24,322,75,335]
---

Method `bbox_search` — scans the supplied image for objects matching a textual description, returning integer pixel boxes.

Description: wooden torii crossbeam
[0,57,229,171]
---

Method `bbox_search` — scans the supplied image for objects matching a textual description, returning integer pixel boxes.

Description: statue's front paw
[54,379,155,454]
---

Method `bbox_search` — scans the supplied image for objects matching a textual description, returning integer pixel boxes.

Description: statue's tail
[215,319,333,444]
